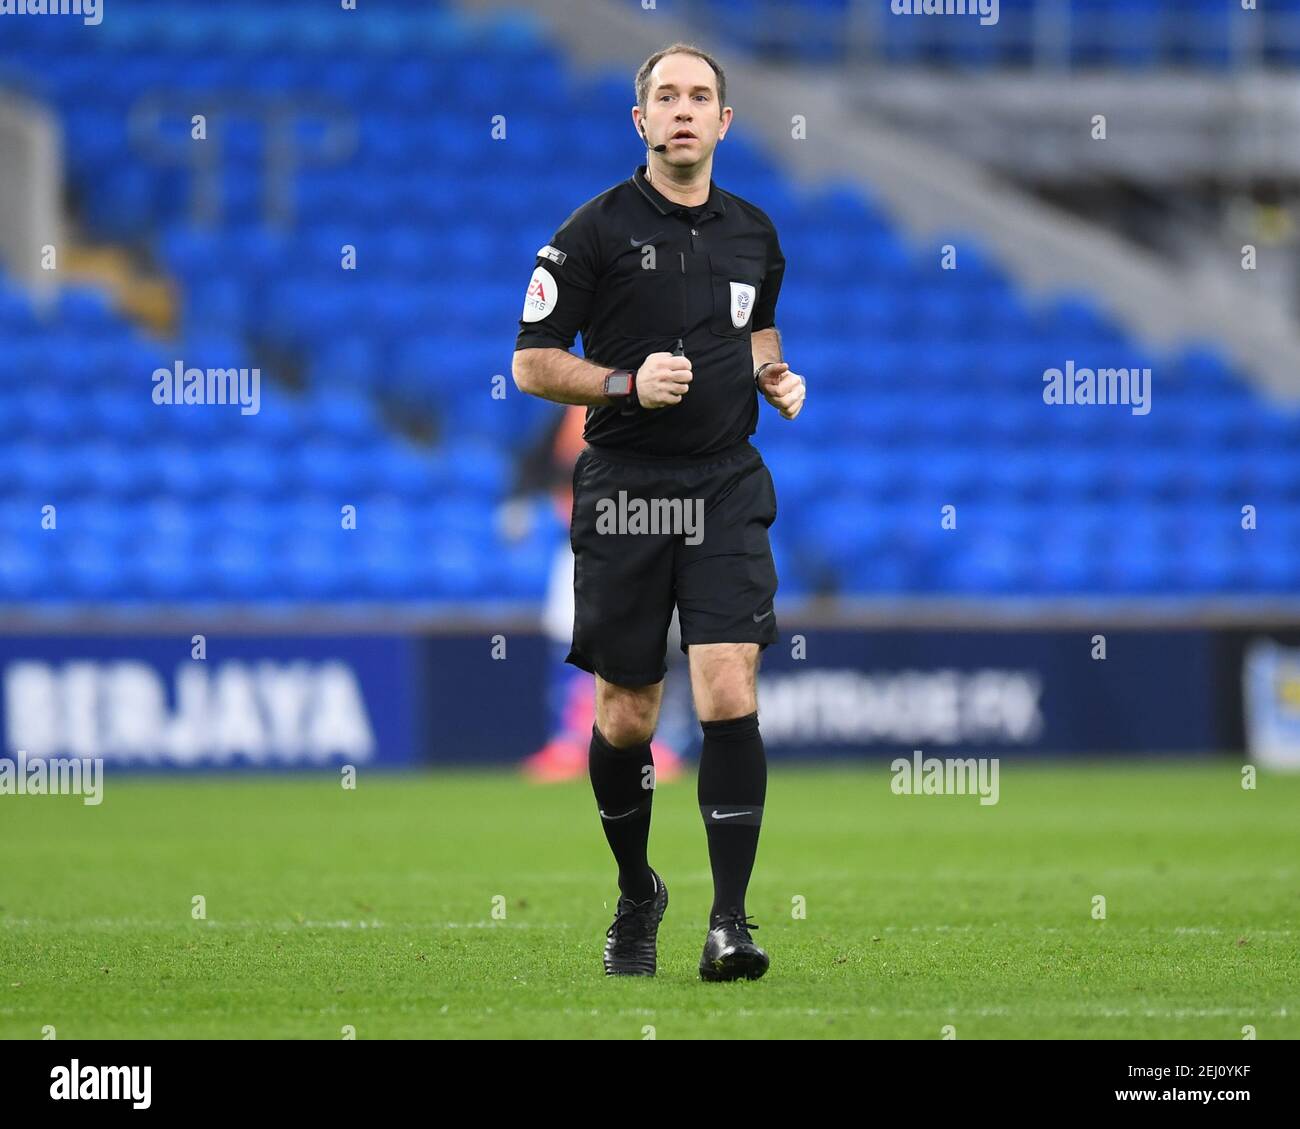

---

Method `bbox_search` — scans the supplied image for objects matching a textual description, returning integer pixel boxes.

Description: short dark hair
[635,43,726,112]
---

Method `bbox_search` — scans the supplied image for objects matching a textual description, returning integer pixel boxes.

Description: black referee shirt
[515,163,786,458]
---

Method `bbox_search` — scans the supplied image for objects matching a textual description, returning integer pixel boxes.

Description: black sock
[697,712,766,927]
[589,724,656,904]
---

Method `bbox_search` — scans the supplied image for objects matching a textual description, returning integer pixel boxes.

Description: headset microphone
[640,124,668,153]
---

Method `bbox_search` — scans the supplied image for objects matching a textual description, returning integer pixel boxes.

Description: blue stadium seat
[1,1,1296,607]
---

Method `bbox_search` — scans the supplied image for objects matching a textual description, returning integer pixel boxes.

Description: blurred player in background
[512,405,689,783]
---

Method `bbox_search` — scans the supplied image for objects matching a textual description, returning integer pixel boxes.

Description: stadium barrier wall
[1,622,1297,770]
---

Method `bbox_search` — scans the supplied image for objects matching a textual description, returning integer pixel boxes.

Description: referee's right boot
[699,911,769,982]
[603,868,668,976]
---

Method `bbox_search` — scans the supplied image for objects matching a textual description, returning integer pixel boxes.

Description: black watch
[603,369,639,412]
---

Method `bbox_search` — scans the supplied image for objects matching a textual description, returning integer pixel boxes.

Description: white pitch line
[1,919,1294,938]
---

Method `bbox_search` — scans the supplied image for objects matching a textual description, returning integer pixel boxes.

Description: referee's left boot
[699,911,768,982]
[603,868,668,976]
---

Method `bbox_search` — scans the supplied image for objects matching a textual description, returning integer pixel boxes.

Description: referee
[512,43,805,982]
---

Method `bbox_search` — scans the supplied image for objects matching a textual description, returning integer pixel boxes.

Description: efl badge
[522,266,557,322]
[730,281,755,328]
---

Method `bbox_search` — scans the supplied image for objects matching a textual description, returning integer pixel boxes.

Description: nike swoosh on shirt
[630,233,663,248]
[752,610,774,622]
[711,810,753,820]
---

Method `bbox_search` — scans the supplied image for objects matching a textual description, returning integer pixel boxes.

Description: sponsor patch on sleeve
[536,244,567,266]
[522,265,558,322]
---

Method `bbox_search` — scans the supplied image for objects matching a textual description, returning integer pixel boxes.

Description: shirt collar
[632,164,727,220]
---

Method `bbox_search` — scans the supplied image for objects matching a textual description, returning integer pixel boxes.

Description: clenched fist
[635,352,693,409]
[757,362,806,420]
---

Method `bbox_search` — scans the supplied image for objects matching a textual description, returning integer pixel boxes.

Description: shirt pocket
[709,253,763,339]
[605,250,684,341]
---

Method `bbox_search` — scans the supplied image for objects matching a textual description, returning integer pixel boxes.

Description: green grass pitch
[1,761,1296,1039]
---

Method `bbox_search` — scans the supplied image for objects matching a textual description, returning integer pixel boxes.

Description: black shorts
[566,438,779,687]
